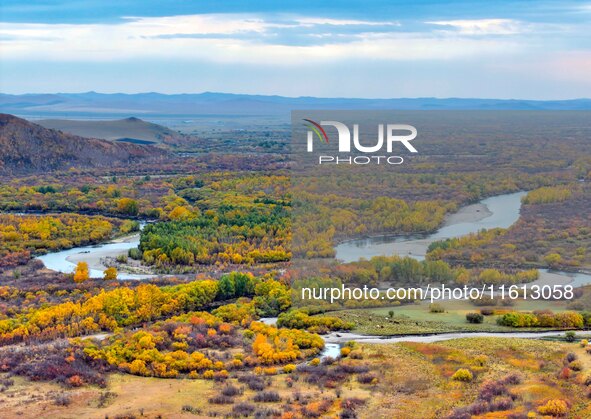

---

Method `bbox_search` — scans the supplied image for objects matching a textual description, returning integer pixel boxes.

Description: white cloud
[122,14,282,35]
[0,13,523,64]
[576,3,591,12]
[427,19,528,35]
[294,18,399,27]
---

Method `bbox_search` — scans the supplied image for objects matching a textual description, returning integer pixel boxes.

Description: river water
[318,330,586,359]
[334,191,591,287]
[33,191,591,287]
[322,330,583,345]
[335,192,525,263]
[20,197,590,356]
[35,224,151,280]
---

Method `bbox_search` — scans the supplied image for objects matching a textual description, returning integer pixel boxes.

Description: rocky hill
[0,113,168,175]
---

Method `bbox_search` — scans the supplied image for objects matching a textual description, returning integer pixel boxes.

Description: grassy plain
[324,298,573,335]
[2,337,591,419]
[359,338,591,418]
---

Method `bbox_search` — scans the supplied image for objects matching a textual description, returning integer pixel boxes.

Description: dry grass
[356,337,591,419]
[0,373,217,419]
[2,337,591,418]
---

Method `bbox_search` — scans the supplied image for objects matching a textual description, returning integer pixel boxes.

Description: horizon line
[1,91,590,102]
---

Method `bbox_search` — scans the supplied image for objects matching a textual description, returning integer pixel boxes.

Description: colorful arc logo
[303,119,329,144]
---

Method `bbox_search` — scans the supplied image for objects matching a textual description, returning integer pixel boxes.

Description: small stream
[317,330,584,358]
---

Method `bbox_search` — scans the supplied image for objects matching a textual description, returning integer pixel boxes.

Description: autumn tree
[74,261,90,283]
[103,266,118,281]
[116,198,139,216]
[544,253,562,268]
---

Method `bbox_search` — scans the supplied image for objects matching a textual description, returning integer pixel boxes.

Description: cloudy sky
[1,0,590,98]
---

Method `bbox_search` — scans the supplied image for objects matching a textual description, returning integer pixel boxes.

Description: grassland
[358,337,591,418]
[323,298,573,335]
[2,336,590,418]
[0,363,373,419]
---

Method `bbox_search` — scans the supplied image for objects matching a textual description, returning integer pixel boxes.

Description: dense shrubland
[0,271,293,345]
[522,185,573,204]
[0,274,330,393]
[496,310,585,328]
[292,190,454,258]
[0,145,579,271]
[83,315,323,378]
[327,255,540,288]
[0,339,109,388]
[277,309,354,333]
[138,204,290,268]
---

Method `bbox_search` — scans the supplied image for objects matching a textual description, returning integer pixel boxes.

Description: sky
[0,0,590,99]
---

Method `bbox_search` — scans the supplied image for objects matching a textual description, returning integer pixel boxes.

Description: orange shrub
[214,370,229,380]
[263,367,278,375]
[538,399,568,416]
[67,375,84,387]
[219,323,232,334]
[558,367,571,380]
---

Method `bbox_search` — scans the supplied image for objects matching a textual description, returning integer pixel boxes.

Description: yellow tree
[73,261,90,283]
[103,266,118,281]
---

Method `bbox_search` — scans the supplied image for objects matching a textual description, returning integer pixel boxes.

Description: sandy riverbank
[443,202,492,226]
[65,232,139,272]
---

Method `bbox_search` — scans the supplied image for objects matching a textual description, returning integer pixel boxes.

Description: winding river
[23,192,591,355]
[36,226,151,280]
[312,191,591,355]
[34,191,591,287]
[335,192,525,263]
[334,191,591,288]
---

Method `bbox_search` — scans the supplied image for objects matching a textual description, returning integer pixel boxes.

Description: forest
[138,204,290,268]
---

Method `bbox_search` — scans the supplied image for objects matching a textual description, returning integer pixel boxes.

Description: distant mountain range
[1,92,590,118]
[36,117,193,146]
[0,114,168,175]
